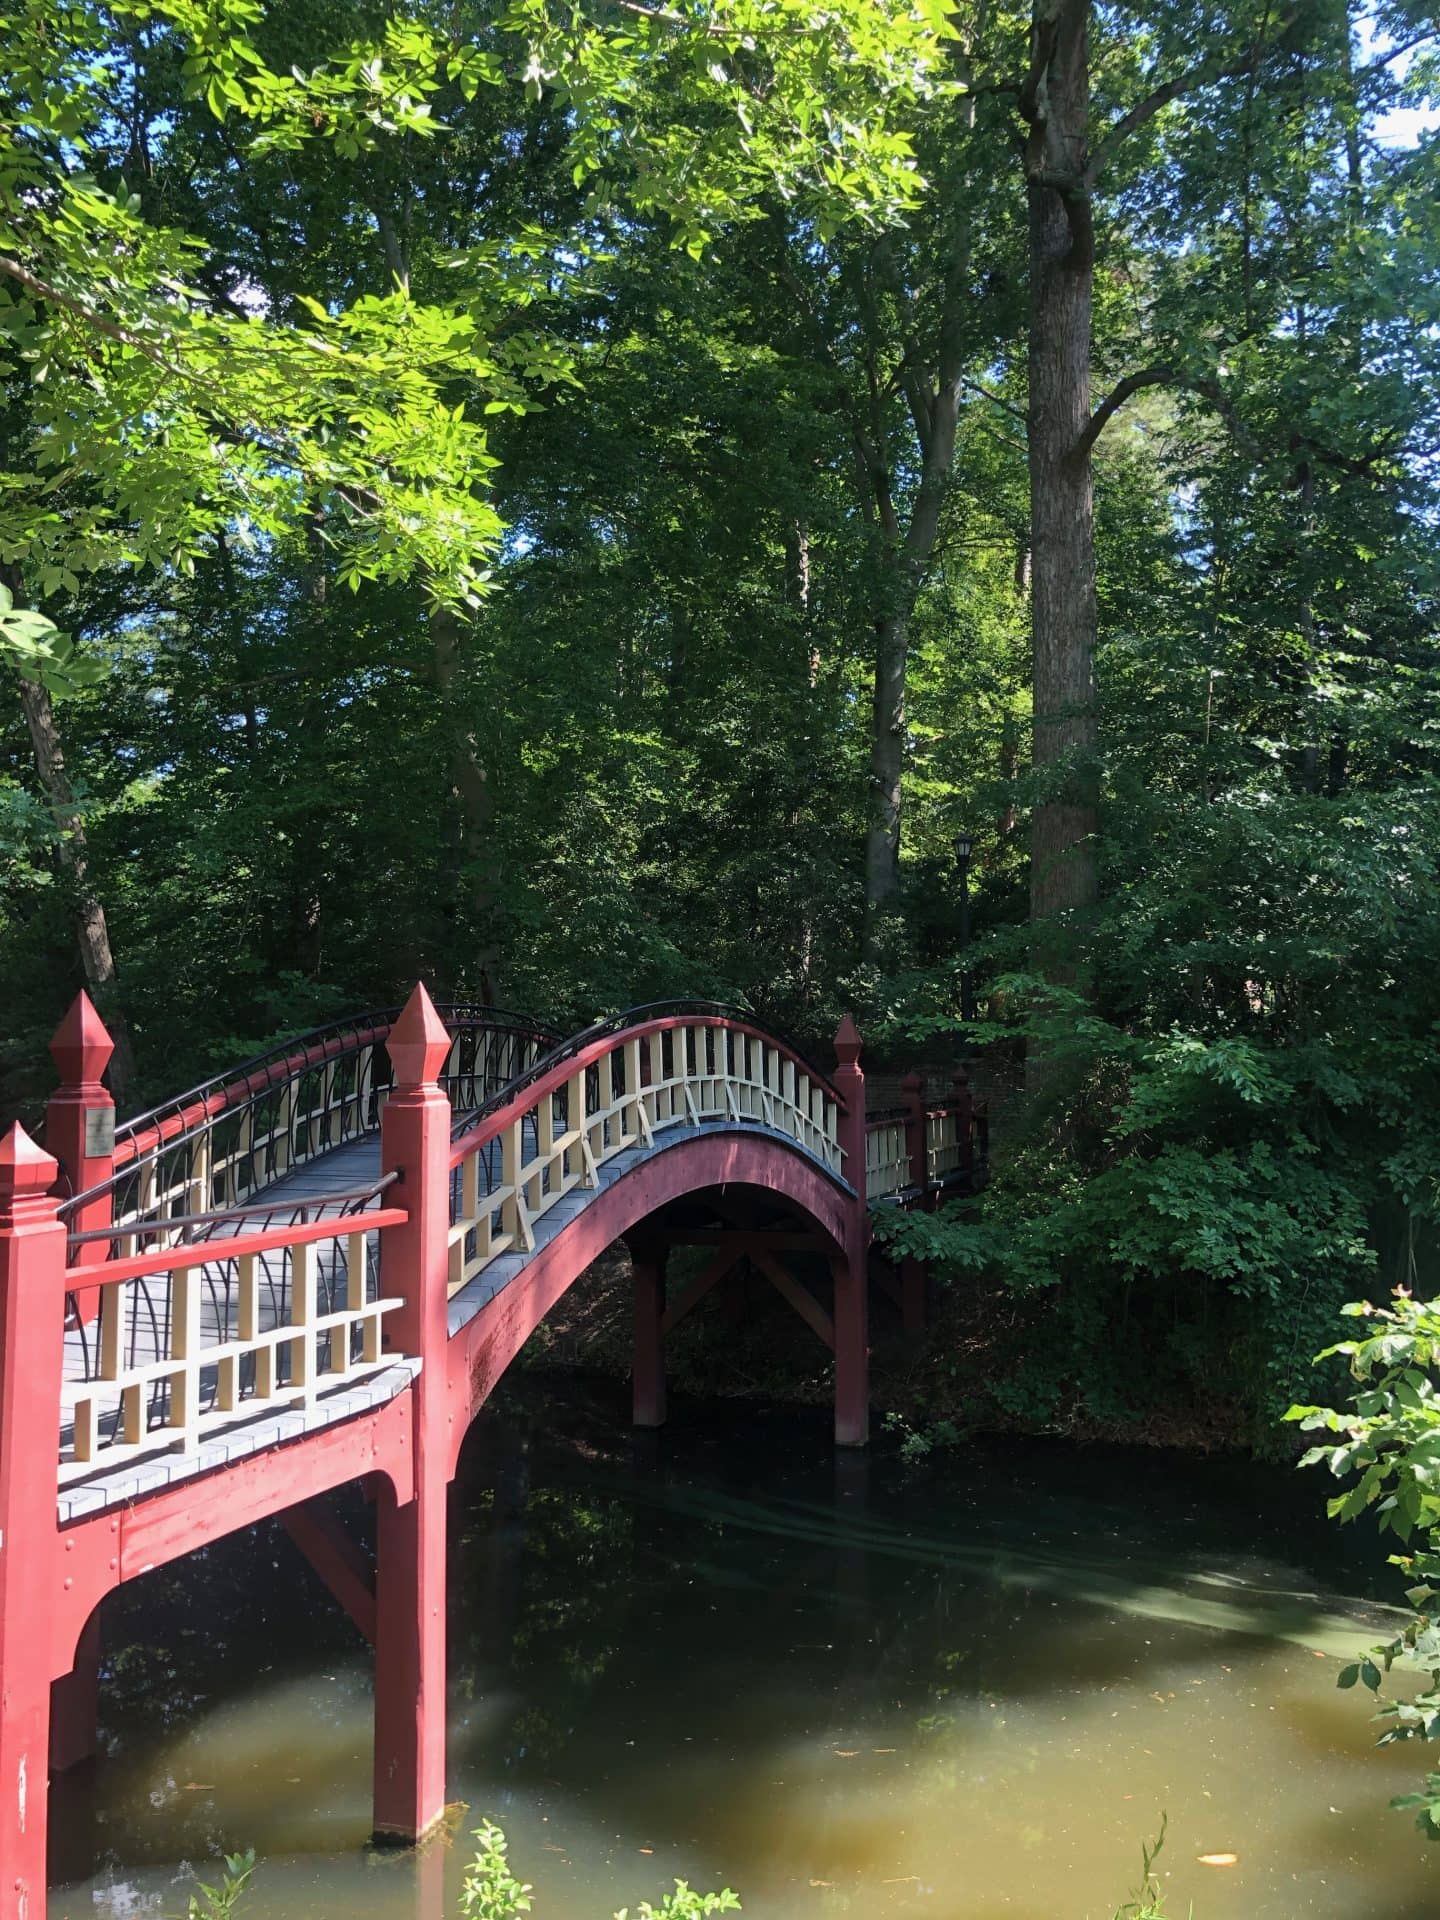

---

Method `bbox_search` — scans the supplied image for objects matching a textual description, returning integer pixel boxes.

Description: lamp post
[953,831,974,1024]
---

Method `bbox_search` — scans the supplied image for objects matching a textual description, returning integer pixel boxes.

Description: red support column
[0,1124,66,1918]
[631,1242,667,1430]
[832,1017,870,1448]
[899,1071,928,1337]
[373,985,453,1847]
[46,992,116,1327]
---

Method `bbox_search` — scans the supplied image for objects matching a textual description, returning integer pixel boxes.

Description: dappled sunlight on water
[50,1383,1434,1920]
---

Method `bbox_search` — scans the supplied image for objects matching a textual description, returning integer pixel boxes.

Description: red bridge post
[832,1016,869,1447]
[0,1124,65,1918]
[631,1239,667,1430]
[46,996,114,1775]
[46,991,115,1328]
[373,985,453,1846]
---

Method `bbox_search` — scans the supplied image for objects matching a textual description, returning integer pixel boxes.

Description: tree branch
[1017,15,1060,124]
[1076,366,1173,456]
[1085,11,1301,188]
[960,374,1025,423]
[1081,368,1400,482]
[1362,28,1438,77]
[1076,365,1259,461]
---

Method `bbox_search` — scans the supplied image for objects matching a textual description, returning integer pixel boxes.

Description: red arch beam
[445,1129,852,1475]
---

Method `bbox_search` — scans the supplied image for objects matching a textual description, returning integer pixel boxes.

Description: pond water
[49,1377,1435,1920]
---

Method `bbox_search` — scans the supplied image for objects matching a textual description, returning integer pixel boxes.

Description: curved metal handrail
[64,1172,402,1248]
[62,1002,556,1225]
[449,999,842,1147]
[112,1002,553,1157]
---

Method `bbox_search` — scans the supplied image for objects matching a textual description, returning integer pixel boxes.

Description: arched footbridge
[0,986,987,1912]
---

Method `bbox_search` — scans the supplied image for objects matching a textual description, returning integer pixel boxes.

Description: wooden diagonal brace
[661,1249,737,1334]
[752,1248,835,1351]
[280,1499,376,1646]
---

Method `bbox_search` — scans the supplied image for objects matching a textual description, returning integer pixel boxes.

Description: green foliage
[178,1848,255,1919]
[458,1821,738,1920]
[613,1888,740,1920]
[0,587,100,697]
[1110,1822,1183,1920]
[0,4,512,613]
[1290,1293,1440,1838]
[883,1409,962,1464]
[459,1820,534,1920]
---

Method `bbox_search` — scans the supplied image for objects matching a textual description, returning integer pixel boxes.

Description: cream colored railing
[60,1205,409,1483]
[865,1117,911,1201]
[926,1107,966,1185]
[74,1011,550,1259]
[447,1019,843,1299]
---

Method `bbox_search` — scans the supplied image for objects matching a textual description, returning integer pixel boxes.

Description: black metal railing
[63,1004,554,1241]
[450,1000,841,1149]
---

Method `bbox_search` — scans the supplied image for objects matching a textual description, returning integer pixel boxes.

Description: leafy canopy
[0,0,950,683]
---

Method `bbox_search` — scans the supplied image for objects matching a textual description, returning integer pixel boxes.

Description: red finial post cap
[387,984,452,1090]
[0,1121,59,1205]
[49,991,115,1089]
[833,1014,862,1071]
[900,1070,923,1095]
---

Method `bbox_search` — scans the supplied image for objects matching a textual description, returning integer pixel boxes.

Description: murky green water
[50,1379,1435,1920]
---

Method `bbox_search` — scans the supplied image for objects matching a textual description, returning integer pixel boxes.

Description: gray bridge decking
[57,1106,850,1524]
[59,1133,408,1524]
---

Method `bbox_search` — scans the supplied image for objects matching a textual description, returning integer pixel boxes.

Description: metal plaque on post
[84,1106,116,1158]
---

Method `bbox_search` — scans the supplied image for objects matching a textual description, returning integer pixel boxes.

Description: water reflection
[50,1380,1433,1920]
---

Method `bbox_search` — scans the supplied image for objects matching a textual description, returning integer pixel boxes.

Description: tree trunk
[1025,0,1099,944]
[16,673,135,1101]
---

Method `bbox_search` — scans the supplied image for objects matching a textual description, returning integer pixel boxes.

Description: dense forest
[3,0,1437,1447]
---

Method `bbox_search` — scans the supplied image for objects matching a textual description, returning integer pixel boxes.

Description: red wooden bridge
[0,987,985,1913]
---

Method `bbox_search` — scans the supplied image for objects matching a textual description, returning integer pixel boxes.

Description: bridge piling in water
[831,1015,869,1448]
[630,1239,668,1430]
[372,986,453,1847]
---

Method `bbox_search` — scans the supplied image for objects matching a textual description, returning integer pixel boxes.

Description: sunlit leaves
[0,6,512,613]
[1292,1294,1440,1837]
[0,586,102,697]
[0,0,950,646]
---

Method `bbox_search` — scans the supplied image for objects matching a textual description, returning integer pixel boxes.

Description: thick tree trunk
[1025,0,1099,941]
[16,674,135,1100]
[786,518,820,1000]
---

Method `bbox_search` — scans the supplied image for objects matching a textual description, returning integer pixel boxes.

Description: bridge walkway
[55,1103,871,1523]
[58,1122,491,1522]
